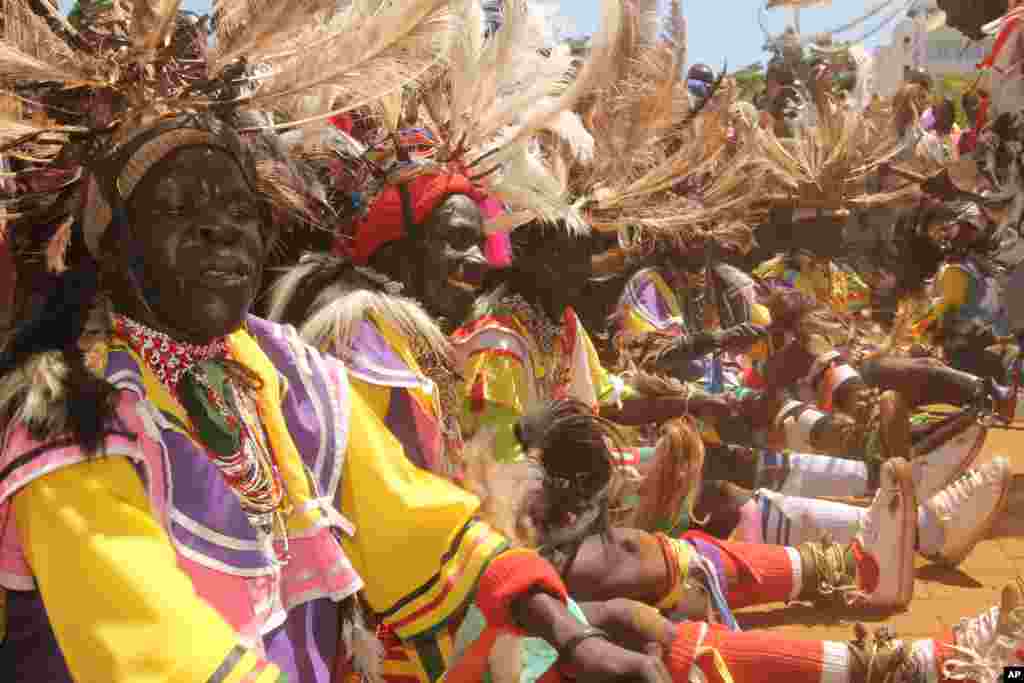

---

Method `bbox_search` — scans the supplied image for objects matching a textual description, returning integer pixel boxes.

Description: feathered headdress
[321,0,629,268]
[557,0,762,259]
[0,0,455,268]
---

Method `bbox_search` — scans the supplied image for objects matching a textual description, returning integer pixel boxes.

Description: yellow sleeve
[939,265,970,310]
[751,302,771,327]
[620,305,659,337]
[460,350,533,463]
[15,456,280,683]
[911,266,970,341]
[748,303,772,361]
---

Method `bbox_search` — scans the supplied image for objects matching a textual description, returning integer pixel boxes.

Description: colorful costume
[451,285,628,463]
[912,254,1016,382]
[0,316,361,681]
[754,254,871,319]
[616,264,771,392]
[0,311,573,683]
[307,305,463,481]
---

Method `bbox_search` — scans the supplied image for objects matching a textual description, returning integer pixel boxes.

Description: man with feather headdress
[0,3,675,683]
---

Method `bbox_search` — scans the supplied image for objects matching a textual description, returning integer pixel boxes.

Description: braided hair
[515,398,625,572]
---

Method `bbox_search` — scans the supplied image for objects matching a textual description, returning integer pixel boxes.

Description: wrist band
[558,627,611,660]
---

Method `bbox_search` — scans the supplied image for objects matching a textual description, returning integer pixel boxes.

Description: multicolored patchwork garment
[616,264,771,393]
[754,254,871,319]
[451,286,628,463]
[317,312,463,480]
[0,316,563,683]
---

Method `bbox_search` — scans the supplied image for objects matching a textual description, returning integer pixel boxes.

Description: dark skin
[107,144,663,683]
[369,193,487,327]
[578,599,676,659]
[419,193,487,323]
[524,484,710,621]
[508,230,732,426]
[105,146,273,344]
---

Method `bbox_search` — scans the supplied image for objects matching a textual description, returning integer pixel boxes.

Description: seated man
[0,115,663,683]
[452,222,735,464]
[517,399,919,618]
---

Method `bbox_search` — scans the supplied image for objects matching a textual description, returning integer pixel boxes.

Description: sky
[68,0,911,70]
[552,0,907,69]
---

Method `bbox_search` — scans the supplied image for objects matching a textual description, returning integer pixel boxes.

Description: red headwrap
[338,171,490,265]
[328,113,353,134]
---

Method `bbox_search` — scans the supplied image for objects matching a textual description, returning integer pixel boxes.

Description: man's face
[419,194,486,323]
[521,229,593,309]
[121,146,269,343]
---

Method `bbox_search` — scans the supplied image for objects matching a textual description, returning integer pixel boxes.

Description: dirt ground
[738,418,1024,641]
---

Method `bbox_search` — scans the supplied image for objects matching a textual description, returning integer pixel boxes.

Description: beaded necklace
[497,293,570,397]
[112,314,291,562]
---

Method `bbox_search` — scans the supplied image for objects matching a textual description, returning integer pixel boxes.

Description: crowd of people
[1,0,1023,682]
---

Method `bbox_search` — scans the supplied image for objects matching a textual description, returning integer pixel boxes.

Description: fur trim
[0,299,110,443]
[301,288,453,366]
[340,596,384,683]
[0,350,70,439]
[459,427,532,546]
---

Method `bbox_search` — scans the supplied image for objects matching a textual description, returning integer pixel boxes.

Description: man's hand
[513,592,673,682]
[567,637,672,683]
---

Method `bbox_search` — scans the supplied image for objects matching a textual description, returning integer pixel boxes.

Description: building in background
[871,0,990,97]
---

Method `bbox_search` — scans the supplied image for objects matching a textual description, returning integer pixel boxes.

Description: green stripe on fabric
[412,633,448,683]
[207,645,246,683]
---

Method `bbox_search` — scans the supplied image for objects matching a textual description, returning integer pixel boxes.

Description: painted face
[418,193,486,322]
[116,146,270,343]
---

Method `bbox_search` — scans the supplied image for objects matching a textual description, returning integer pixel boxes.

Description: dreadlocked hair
[514,398,625,551]
[629,416,707,533]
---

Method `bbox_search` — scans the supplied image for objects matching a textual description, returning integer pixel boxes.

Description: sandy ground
[737,419,1024,641]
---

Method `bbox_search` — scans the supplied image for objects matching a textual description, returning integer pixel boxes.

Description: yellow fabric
[621,270,683,337]
[229,327,319,533]
[371,313,441,422]
[747,302,772,363]
[101,325,321,535]
[460,350,533,463]
[459,308,631,463]
[655,534,697,611]
[462,351,532,419]
[940,265,970,309]
[750,303,771,327]
[15,456,280,683]
[754,256,870,317]
[339,384,506,639]
[912,265,970,340]
[382,630,457,683]
[574,311,628,406]
[622,306,660,336]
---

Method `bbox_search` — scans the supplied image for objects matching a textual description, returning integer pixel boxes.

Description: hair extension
[515,398,626,544]
[629,416,707,533]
